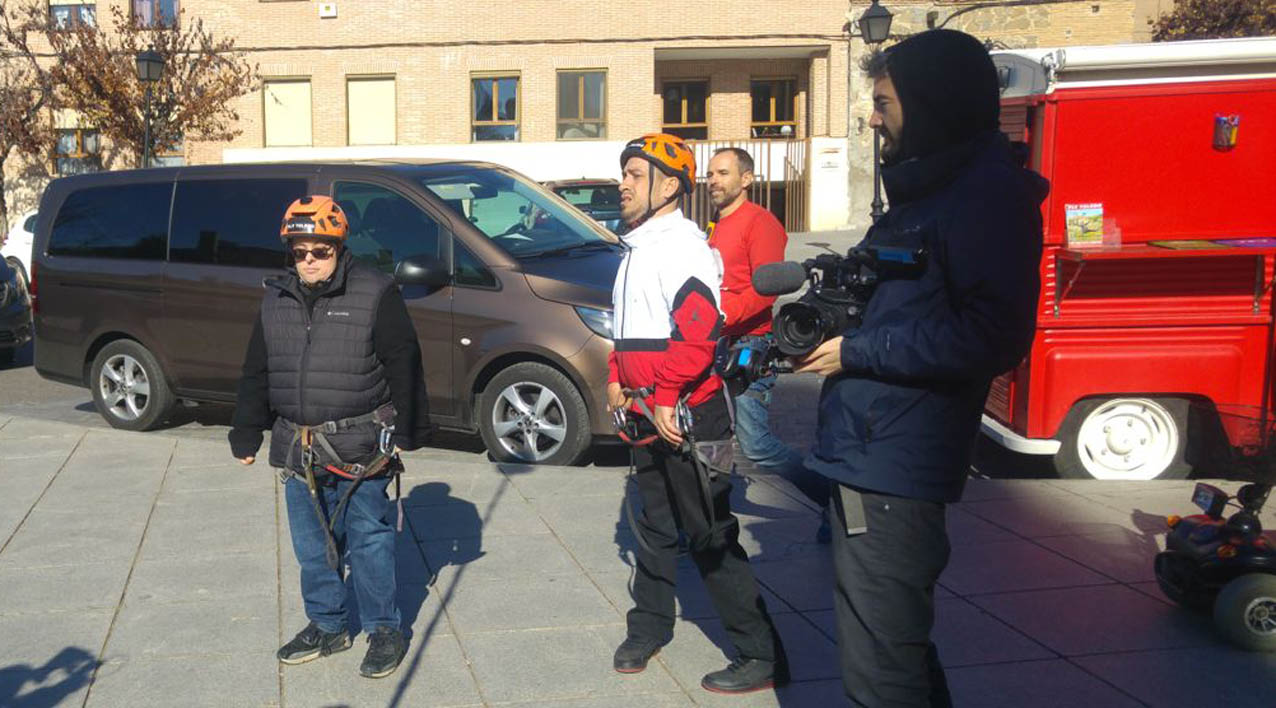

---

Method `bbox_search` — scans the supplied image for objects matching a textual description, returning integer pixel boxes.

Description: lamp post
[135,49,164,168]
[858,0,893,223]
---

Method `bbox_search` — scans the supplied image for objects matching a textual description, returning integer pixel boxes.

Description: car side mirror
[394,254,451,290]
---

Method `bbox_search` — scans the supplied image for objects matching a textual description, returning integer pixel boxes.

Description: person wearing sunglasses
[228,195,432,679]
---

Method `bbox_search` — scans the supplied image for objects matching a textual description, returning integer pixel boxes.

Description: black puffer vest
[262,252,393,472]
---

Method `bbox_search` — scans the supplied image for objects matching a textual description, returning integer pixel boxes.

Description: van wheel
[477,362,591,466]
[90,340,176,432]
[1052,397,1190,480]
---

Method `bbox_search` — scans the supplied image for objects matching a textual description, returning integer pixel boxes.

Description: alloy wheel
[98,353,152,422]
[490,381,568,462]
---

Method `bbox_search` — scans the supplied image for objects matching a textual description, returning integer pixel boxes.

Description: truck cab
[984,37,1276,480]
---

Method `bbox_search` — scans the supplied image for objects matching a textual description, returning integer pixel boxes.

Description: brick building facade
[3,0,1172,232]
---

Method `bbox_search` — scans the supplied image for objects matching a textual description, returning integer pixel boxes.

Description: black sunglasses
[291,246,335,261]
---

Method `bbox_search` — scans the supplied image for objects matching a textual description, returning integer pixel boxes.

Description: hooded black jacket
[805,31,1048,502]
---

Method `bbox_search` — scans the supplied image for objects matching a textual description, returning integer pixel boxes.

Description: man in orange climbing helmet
[617,133,697,230]
[607,136,789,693]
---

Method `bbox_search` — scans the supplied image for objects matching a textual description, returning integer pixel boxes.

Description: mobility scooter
[1154,405,1276,651]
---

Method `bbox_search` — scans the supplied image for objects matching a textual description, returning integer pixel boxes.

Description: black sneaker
[277,622,351,665]
[701,657,787,694]
[613,636,665,674]
[359,626,408,679]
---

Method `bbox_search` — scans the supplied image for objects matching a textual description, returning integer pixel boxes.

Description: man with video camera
[793,30,1046,707]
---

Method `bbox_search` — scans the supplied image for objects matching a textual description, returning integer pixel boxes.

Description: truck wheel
[1214,574,1276,652]
[477,362,591,466]
[90,339,176,432]
[1053,397,1190,480]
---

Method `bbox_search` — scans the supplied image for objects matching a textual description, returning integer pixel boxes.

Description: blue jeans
[734,373,830,508]
[283,475,400,633]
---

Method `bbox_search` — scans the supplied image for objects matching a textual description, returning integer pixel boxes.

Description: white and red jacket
[608,209,724,409]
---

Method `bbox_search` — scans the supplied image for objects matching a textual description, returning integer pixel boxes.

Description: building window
[263,79,312,147]
[557,70,606,140]
[152,135,184,167]
[750,78,798,139]
[661,80,708,141]
[50,1,96,29]
[54,128,101,175]
[132,0,177,27]
[347,76,396,146]
[472,75,519,142]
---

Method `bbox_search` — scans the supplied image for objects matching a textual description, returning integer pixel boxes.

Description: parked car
[2,209,37,295]
[0,256,32,366]
[31,160,621,465]
[543,178,624,233]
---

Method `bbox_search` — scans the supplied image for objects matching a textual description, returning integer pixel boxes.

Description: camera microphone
[752,261,808,296]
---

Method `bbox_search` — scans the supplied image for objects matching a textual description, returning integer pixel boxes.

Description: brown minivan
[31,160,620,465]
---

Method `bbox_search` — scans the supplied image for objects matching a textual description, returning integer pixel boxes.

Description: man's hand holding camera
[793,336,845,377]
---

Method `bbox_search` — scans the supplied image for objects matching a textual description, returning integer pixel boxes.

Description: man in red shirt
[707,148,830,537]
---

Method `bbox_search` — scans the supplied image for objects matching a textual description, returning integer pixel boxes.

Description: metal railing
[680,138,809,234]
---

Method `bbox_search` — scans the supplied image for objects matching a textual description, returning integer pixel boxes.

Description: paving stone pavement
[3,395,1276,707]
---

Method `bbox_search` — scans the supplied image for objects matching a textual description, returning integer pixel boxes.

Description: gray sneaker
[277,622,352,665]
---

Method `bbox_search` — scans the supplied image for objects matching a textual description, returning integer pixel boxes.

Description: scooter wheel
[1214,573,1276,652]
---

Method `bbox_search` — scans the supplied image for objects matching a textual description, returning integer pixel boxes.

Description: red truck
[983,37,1276,481]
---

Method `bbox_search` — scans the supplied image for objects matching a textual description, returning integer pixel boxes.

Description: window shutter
[347,77,396,146]
[264,80,312,147]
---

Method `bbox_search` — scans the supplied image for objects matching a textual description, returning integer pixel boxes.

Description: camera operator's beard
[878,126,901,164]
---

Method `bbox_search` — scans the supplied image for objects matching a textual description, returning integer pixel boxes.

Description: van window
[23,214,37,233]
[333,182,443,273]
[48,183,171,260]
[410,164,609,258]
[169,179,309,267]
[454,242,496,288]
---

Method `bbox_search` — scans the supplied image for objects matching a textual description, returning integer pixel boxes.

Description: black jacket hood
[883,30,1001,165]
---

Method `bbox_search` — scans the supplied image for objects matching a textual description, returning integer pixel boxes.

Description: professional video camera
[714,245,927,382]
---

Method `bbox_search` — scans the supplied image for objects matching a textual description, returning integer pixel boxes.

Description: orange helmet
[280,195,349,242]
[620,133,696,196]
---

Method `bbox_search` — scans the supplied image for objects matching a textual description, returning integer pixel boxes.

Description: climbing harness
[281,402,404,573]
[614,387,736,555]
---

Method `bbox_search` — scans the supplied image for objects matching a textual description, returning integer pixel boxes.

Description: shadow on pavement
[386,467,532,708]
[0,646,100,708]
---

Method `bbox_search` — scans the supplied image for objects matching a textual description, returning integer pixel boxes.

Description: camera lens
[774,303,825,357]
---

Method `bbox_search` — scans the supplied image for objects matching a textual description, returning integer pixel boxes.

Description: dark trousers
[830,483,953,708]
[626,396,785,665]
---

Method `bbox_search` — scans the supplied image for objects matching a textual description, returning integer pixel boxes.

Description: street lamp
[858,0,893,44]
[135,49,164,168]
[858,0,893,223]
